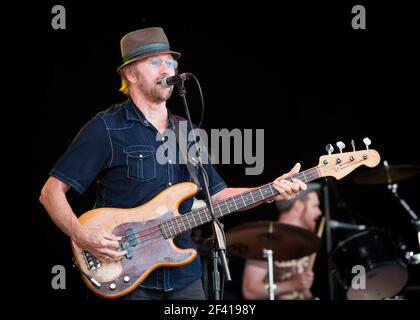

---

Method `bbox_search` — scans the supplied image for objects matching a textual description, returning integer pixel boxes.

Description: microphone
[329,219,367,231]
[159,73,191,88]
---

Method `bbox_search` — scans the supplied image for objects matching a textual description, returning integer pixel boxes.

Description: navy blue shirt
[50,98,226,291]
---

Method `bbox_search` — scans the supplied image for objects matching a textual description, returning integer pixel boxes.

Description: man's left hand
[272,163,307,201]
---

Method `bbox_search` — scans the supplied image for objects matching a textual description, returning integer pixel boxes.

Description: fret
[249,191,256,203]
[185,215,192,230]
[199,209,207,223]
[258,188,265,201]
[223,199,232,214]
[253,188,264,202]
[213,202,223,218]
[240,194,247,207]
[268,184,277,196]
[226,199,236,212]
[243,193,252,205]
[174,218,182,234]
[182,217,188,232]
[161,221,169,239]
[215,205,224,218]
[188,215,196,228]
[167,221,175,238]
[198,209,204,224]
[262,185,272,199]
[207,209,213,222]
[292,172,302,182]
[233,198,238,210]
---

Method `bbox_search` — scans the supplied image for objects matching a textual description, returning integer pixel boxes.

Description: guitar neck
[161,166,322,238]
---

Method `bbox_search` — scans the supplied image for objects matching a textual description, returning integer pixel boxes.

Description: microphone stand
[177,79,231,300]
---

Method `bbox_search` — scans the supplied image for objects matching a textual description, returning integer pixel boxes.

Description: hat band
[122,42,170,62]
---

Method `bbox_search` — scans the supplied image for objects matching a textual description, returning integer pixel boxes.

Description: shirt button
[139,154,143,158]
[168,182,172,186]
[162,137,166,141]
[168,159,172,164]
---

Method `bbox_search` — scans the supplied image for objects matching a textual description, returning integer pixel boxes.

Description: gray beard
[137,82,173,103]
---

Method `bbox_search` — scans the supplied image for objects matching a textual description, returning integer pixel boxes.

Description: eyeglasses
[149,57,178,69]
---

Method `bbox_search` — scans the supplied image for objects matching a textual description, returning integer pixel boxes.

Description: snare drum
[330,229,408,300]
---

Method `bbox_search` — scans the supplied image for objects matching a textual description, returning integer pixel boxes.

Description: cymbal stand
[384,161,420,252]
[263,249,277,300]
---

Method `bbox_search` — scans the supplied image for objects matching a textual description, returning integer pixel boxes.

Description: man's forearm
[40,185,81,238]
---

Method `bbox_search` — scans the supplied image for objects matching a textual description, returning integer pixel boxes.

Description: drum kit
[213,163,420,300]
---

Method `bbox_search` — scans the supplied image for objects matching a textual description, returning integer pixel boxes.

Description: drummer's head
[275,183,322,231]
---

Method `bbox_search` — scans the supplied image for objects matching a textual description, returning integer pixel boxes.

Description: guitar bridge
[82,251,101,270]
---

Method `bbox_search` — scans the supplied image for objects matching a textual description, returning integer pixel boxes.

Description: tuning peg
[326,144,334,155]
[351,139,356,152]
[363,137,371,150]
[336,141,345,153]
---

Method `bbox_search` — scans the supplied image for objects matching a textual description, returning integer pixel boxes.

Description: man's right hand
[72,225,127,262]
[289,271,314,291]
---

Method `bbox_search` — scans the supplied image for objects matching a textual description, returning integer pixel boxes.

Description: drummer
[242,183,322,300]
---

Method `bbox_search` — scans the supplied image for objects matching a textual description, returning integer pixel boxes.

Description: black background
[9,1,419,301]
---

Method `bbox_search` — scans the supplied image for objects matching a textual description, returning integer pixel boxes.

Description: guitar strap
[173,116,201,188]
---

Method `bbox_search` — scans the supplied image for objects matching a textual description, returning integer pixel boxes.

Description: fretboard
[160,166,322,238]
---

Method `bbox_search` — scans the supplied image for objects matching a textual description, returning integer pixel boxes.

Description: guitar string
[115,169,318,241]
[82,165,340,264]
[80,158,371,266]
[115,189,273,252]
[115,167,319,242]
[104,157,367,245]
[116,173,315,259]
[114,157,368,260]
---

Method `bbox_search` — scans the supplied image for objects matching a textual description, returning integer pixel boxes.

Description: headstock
[317,138,381,180]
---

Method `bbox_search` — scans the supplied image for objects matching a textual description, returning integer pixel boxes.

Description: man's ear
[292,200,305,217]
[123,65,137,84]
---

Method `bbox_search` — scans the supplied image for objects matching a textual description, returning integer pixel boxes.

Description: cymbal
[353,164,420,185]
[226,221,321,261]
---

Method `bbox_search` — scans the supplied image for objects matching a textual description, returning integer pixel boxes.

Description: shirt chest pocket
[123,145,156,182]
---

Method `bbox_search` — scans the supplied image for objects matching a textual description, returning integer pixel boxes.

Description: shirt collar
[125,98,175,130]
[125,98,146,123]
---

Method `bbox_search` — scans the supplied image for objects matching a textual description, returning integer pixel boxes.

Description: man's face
[129,53,178,103]
[300,192,322,232]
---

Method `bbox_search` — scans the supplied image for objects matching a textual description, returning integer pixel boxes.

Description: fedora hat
[117,27,181,73]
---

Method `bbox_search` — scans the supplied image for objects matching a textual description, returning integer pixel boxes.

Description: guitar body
[72,182,199,299]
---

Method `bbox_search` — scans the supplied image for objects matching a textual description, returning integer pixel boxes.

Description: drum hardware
[382,160,420,253]
[330,229,409,300]
[405,251,420,265]
[353,161,420,248]
[226,221,321,300]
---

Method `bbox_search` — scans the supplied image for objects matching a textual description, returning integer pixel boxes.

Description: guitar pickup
[125,247,134,259]
[120,241,134,259]
[120,228,139,259]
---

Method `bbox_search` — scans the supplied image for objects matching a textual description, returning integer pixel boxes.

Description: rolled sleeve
[199,161,227,198]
